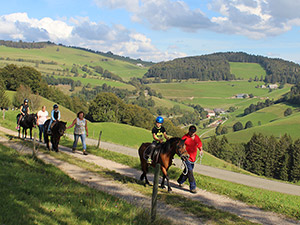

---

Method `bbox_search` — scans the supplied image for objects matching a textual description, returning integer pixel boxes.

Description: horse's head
[165,138,189,161]
[32,113,38,127]
[176,139,189,161]
[57,121,67,136]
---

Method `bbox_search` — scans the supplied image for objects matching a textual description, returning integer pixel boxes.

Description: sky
[0,0,299,63]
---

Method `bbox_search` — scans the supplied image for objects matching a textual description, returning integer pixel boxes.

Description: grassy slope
[230,62,266,80]
[0,144,160,225]
[53,75,135,90]
[225,110,300,143]
[148,81,291,109]
[0,45,148,81]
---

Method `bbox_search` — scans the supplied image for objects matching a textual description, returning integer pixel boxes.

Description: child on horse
[47,104,61,134]
[16,99,30,130]
[145,116,169,164]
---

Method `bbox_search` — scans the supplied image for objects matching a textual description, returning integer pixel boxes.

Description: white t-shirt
[37,110,49,125]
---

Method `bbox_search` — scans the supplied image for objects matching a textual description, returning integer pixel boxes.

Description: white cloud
[95,0,300,39]
[0,12,184,62]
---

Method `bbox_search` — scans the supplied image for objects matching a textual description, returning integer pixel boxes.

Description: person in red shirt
[177,125,203,193]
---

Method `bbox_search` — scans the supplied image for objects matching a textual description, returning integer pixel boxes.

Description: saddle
[151,144,162,164]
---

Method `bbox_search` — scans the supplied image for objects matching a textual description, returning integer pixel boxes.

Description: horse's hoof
[160,185,166,189]
[168,189,173,193]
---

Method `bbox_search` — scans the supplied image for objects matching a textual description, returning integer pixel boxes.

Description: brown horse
[138,137,189,192]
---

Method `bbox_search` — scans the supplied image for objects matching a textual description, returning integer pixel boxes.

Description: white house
[268,84,278,89]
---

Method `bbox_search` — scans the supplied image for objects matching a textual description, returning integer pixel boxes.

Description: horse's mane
[160,137,182,154]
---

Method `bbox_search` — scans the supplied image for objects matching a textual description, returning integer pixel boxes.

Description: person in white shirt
[37,106,49,142]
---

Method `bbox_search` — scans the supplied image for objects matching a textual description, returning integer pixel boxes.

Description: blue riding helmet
[156,116,164,124]
[53,104,59,109]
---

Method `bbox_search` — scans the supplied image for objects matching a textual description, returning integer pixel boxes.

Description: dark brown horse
[138,137,189,192]
[44,119,66,152]
[17,113,37,139]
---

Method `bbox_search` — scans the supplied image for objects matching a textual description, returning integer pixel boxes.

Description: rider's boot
[147,157,152,164]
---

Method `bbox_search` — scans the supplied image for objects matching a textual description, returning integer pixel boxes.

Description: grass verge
[0,143,169,225]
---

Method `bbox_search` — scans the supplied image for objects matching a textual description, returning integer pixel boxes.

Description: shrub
[233,122,243,132]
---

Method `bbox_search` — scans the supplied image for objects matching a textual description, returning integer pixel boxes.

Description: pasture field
[0,144,159,225]
[148,81,291,108]
[55,140,300,221]
[150,96,194,112]
[229,62,266,80]
[200,103,300,141]
[223,110,300,143]
[53,75,135,90]
[0,45,148,81]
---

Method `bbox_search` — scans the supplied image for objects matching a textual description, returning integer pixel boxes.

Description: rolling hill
[0,44,148,82]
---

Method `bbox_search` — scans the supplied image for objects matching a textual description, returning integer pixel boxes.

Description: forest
[144,52,300,84]
[206,133,300,182]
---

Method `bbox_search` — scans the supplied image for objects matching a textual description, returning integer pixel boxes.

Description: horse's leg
[30,128,32,139]
[161,167,172,192]
[45,134,50,151]
[160,174,166,189]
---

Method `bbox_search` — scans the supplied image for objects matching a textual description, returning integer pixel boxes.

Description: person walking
[66,111,89,155]
[177,125,203,193]
[37,106,49,142]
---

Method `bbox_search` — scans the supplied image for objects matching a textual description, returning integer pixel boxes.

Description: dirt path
[0,127,299,225]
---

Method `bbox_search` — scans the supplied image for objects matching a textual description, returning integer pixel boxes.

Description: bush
[245,121,253,129]
[233,122,243,132]
[284,108,292,117]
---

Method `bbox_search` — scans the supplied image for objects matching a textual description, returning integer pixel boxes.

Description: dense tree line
[144,55,234,81]
[0,81,10,109]
[0,57,57,65]
[87,92,185,137]
[280,82,300,105]
[0,40,54,48]
[206,134,300,182]
[144,52,300,83]
[0,64,87,113]
[44,75,82,87]
[243,99,274,115]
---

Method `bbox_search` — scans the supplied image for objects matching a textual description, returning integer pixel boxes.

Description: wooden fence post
[2,109,5,120]
[97,131,102,149]
[151,163,160,222]
[32,132,37,157]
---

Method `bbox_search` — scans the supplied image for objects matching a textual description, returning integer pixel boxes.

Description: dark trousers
[38,124,44,142]
[177,160,196,190]
[145,141,157,159]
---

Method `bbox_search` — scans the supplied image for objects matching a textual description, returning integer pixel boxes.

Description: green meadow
[229,62,266,80]
[53,75,135,90]
[0,45,148,81]
[224,112,300,143]
[148,81,291,108]
[0,144,161,225]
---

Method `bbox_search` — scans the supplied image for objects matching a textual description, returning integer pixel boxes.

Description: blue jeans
[72,134,86,150]
[177,160,196,190]
[38,124,44,141]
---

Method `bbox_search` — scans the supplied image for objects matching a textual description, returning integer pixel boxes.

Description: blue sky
[0,0,299,63]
